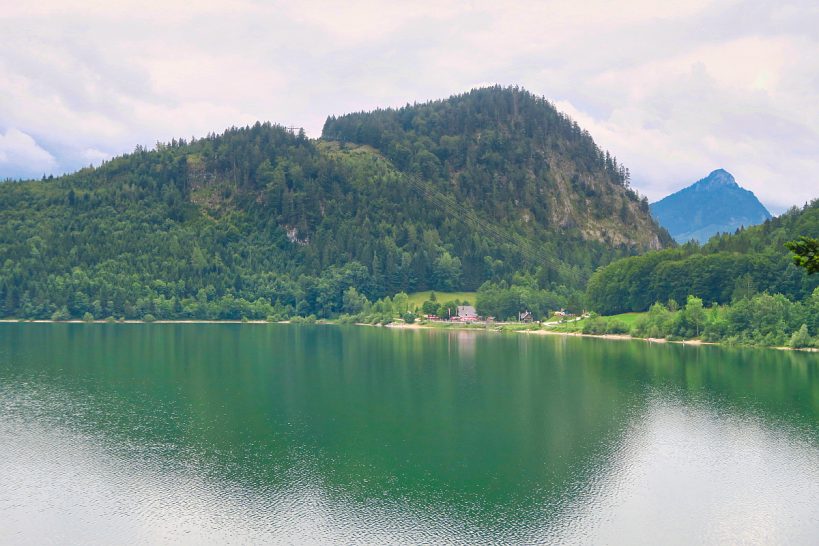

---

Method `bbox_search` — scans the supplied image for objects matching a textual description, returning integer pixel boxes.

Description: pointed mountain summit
[650,169,772,243]
[691,168,737,189]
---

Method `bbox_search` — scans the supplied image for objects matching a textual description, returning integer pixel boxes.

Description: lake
[1,323,818,544]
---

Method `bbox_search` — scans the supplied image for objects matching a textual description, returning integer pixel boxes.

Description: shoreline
[522,328,818,352]
[520,328,717,347]
[1,318,817,352]
[0,318,279,324]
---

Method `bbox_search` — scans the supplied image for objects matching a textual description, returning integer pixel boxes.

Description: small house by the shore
[454,305,478,322]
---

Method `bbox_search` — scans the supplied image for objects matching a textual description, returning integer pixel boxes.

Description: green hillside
[0,87,671,320]
[587,199,819,314]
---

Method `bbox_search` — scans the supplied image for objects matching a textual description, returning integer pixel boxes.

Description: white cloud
[0,128,57,177]
[82,148,110,164]
[547,32,819,211]
[0,0,817,210]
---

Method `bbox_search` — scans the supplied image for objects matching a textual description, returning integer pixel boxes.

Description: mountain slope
[324,86,670,253]
[650,169,772,243]
[0,86,671,320]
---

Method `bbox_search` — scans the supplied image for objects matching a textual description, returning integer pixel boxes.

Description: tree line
[586,200,819,315]
[581,291,819,348]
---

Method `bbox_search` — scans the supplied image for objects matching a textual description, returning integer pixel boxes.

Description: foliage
[630,304,668,338]
[51,306,70,321]
[785,236,819,274]
[789,324,812,349]
[421,300,439,315]
[628,290,819,347]
[342,287,370,315]
[475,275,583,321]
[392,292,409,315]
[436,300,461,320]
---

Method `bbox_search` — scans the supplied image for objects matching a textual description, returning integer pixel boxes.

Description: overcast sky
[1,1,817,212]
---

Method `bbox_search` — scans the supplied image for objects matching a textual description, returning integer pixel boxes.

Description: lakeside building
[453,305,479,322]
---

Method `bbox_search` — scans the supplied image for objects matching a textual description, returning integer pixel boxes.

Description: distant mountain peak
[650,170,771,243]
[694,169,738,190]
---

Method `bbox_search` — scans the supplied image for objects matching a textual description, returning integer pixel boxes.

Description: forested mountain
[650,169,772,243]
[323,87,669,253]
[0,86,671,320]
[587,199,819,314]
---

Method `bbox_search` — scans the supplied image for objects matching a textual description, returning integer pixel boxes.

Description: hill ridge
[0,86,672,320]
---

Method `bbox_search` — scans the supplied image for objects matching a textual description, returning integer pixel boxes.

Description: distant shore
[1,318,816,352]
[0,318,278,324]
[520,328,819,352]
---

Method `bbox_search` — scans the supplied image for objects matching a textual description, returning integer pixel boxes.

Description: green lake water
[1,323,818,544]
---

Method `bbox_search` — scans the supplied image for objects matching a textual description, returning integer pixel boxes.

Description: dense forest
[586,199,819,315]
[0,87,670,320]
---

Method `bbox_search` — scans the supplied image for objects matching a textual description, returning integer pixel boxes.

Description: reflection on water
[555,395,819,545]
[0,324,818,544]
[451,330,478,360]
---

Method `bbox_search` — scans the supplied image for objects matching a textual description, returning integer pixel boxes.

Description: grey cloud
[0,0,817,210]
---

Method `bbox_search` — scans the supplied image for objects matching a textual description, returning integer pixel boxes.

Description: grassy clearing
[406,291,477,311]
[546,320,584,333]
[607,312,644,327]
[545,311,647,333]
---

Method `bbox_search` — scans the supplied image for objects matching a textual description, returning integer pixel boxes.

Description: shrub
[421,300,438,315]
[789,324,812,349]
[582,316,607,335]
[142,313,156,322]
[337,314,358,325]
[606,320,630,334]
[82,312,95,323]
[51,306,70,321]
